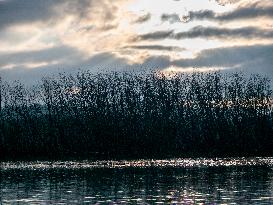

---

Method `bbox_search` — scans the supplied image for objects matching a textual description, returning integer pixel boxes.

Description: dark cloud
[0,0,272,86]
[0,0,115,31]
[141,30,174,40]
[0,46,82,67]
[217,6,273,21]
[136,30,174,41]
[0,0,64,29]
[0,52,127,84]
[134,13,151,23]
[0,51,171,84]
[172,44,273,76]
[174,26,273,39]
[161,14,181,23]
[186,10,215,22]
[138,26,273,40]
[215,0,244,6]
[184,6,273,23]
[162,2,273,24]
[126,45,183,51]
[2,44,273,85]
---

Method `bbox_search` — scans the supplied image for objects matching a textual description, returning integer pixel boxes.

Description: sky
[0,0,272,84]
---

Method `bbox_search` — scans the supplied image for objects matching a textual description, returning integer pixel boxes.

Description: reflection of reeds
[0,71,272,160]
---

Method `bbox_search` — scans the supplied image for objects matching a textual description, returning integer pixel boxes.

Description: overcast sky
[0,0,272,84]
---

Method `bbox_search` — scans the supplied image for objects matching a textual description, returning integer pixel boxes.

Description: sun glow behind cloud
[124,0,233,61]
[0,0,272,83]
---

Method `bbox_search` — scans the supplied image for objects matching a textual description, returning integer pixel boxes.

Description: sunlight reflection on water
[1,158,273,204]
[1,157,273,170]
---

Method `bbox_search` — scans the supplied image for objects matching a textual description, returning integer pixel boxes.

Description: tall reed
[0,71,272,160]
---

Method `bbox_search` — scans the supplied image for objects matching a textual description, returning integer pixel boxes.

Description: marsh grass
[0,71,272,160]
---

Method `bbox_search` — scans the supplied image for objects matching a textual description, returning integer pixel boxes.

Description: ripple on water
[1,157,273,170]
[1,158,273,204]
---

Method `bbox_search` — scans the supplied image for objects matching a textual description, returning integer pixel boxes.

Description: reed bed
[0,71,272,160]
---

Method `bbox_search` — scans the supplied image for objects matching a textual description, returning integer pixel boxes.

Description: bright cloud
[0,0,272,84]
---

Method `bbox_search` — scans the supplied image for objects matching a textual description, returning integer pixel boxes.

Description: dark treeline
[0,71,272,160]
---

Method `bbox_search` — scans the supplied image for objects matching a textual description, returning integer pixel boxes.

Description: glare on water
[1,158,273,204]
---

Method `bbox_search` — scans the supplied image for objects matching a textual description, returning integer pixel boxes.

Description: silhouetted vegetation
[0,71,272,160]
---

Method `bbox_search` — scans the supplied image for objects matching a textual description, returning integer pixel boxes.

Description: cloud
[0,46,82,68]
[174,26,273,40]
[0,0,272,86]
[0,0,125,31]
[137,26,273,41]
[162,1,273,24]
[184,5,273,23]
[125,45,183,51]
[2,44,273,87]
[133,13,151,23]
[0,51,171,84]
[3,44,273,83]
[172,44,273,76]
[0,0,65,30]
[0,0,135,59]
[0,52,126,84]
[161,14,181,23]
[136,30,174,41]
[215,0,244,6]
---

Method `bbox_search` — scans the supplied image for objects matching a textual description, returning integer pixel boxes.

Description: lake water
[1,158,273,204]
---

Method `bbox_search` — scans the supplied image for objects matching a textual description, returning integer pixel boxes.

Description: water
[1,158,273,204]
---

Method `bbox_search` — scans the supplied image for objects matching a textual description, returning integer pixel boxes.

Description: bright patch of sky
[0,0,272,83]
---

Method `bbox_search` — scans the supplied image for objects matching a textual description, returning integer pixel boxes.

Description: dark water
[1,158,273,204]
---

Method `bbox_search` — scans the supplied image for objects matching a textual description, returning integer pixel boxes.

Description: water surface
[1,158,273,204]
